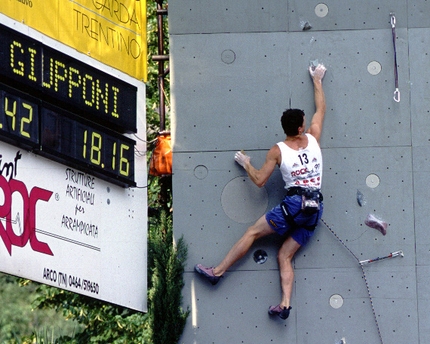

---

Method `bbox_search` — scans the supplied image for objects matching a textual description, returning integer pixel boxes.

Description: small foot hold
[301,21,312,31]
[356,189,365,206]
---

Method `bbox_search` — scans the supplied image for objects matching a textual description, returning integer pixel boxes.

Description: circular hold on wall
[221,49,236,64]
[366,173,380,188]
[329,294,344,309]
[194,165,209,180]
[253,249,268,264]
[315,3,329,18]
[367,61,382,75]
[221,176,269,223]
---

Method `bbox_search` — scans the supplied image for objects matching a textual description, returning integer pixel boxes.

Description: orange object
[149,132,172,176]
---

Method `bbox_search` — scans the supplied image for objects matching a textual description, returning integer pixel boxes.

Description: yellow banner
[1,0,147,81]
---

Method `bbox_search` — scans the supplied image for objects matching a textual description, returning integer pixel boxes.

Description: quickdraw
[390,12,400,103]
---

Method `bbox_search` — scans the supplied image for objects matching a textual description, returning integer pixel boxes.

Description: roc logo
[291,167,309,177]
[0,175,53,256]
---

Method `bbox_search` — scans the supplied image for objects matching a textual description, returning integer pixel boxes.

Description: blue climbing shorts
[265,194,323,246]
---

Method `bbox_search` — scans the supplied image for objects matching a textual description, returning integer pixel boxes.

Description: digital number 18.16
[82,129,131,177]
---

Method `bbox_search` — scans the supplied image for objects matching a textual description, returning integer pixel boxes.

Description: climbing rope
[320,218,384,344]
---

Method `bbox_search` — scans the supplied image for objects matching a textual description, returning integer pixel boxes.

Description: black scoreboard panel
[0,83,39,147]
[41,104,135,185]
[0,23,137,133]
[0,82,136,187]
[0,24,137,187]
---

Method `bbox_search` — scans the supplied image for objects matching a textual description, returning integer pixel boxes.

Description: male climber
[195,63,327,320]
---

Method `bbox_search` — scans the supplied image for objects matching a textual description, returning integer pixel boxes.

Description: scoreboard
[0,23,137,187]
[0,18,147,312]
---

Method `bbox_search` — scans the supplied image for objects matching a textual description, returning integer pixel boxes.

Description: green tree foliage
[0,274,81,343]
[148,210,189,344]
[29,287,151,343]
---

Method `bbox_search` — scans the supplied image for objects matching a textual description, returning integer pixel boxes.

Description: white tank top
[277,133,323,189]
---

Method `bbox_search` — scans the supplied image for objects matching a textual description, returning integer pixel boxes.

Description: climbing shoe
[268,304,292,320]
[194,264,222,285]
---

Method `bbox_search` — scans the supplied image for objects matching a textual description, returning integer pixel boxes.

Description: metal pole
[156,0,167,131]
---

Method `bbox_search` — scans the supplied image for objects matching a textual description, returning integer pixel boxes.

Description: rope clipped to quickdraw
[320,218,384,344]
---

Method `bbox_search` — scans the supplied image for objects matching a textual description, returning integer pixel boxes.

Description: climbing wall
[170,1,427,343]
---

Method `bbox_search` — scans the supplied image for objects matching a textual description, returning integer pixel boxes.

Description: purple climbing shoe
[194,264,222,285]
[268,304,292,320]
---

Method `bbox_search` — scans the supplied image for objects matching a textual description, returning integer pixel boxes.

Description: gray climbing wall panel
[170,1,425,343]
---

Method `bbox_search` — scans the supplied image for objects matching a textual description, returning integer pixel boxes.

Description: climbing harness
[281,187,323,231]
[390,12,400,103]
[320,218,385,344]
